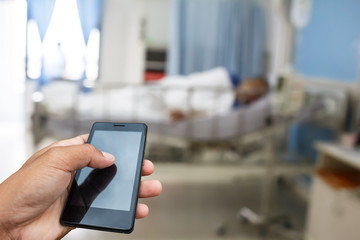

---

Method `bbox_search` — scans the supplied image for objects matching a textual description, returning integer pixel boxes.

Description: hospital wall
[0,0,28,182]
[100,0,169,85]
[293,0,360,84]
[290,0,360,130]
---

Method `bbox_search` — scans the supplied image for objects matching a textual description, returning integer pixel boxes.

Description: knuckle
[45,147,72,171]
[84,144,99,154]
[55,140,67,146]
[46,146,61,157]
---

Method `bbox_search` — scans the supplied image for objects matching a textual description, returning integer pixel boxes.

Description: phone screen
[71,130,142,211]
[61,123,147,233]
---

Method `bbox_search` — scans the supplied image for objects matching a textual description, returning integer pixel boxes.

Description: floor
[63,163,307,240]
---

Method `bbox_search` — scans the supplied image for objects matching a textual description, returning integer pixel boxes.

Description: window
[26,0,100,83]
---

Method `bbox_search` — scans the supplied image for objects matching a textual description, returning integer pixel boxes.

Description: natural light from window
[27,0,100,81]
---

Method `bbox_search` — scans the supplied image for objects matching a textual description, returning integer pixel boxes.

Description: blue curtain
[27,0,56,88]
[27,0,56,41]
[167,0,265,79]
[76,0,103,45]
[76,0,103,84]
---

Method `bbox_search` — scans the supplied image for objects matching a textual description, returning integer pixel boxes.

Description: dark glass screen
[72,130,142,211]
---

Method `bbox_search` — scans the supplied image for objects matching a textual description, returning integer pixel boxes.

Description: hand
[0,135,162,240]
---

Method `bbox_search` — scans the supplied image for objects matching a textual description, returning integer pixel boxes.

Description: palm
[19,189,72,239]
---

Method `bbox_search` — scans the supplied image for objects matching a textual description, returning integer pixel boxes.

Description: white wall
[267,0,294,82]
[0,0,28,182]
[0,0,26,122]
[99,0,170,85]
[100,0,146,85]
[141,0,170,48]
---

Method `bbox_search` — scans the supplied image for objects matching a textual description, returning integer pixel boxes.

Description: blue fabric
[232,99,241,109]
[228,70,241,88]
[167,0,265,80]
[27,0,56,41]
[27,0,56,89]
[76,0,103,85]
[227,69,242,109]
[288,122,335,163]
[76,0,103,45]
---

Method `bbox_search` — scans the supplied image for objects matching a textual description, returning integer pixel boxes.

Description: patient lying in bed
[163,68,269,122]
[73,67,268,122]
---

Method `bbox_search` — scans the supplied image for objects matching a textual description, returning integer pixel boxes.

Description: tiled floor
[63,163,307,240]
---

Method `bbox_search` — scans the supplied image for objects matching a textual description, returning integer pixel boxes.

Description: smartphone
[60,122,147,233]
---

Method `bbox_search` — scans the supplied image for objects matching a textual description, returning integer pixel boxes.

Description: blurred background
[1,0,360,239]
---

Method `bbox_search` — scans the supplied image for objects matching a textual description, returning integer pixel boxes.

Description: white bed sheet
[43,68,235,121]
[145,96,271,141]
[42,87,270,141]
[41,68,271,141]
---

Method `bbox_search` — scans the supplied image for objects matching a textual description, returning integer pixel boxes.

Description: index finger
[55,134,89,146]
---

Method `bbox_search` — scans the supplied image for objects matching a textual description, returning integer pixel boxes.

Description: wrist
[0,202,15,240]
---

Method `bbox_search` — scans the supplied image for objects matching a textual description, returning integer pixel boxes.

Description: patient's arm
[169,109,206,123]
[170,110,186,122]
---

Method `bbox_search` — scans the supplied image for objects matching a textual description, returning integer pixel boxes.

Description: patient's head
[236,77,268,104]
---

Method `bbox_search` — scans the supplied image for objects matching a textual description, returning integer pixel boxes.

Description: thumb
[43,144,115,172]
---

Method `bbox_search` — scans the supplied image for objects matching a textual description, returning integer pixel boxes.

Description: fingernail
[102,152,115,161]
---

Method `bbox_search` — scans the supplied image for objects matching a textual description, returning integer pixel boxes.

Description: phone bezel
[60,122,147,234]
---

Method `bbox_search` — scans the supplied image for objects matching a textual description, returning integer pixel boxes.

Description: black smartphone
[60,122,147,234]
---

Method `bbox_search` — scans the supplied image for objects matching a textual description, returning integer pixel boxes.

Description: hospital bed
[32,80,272,163]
